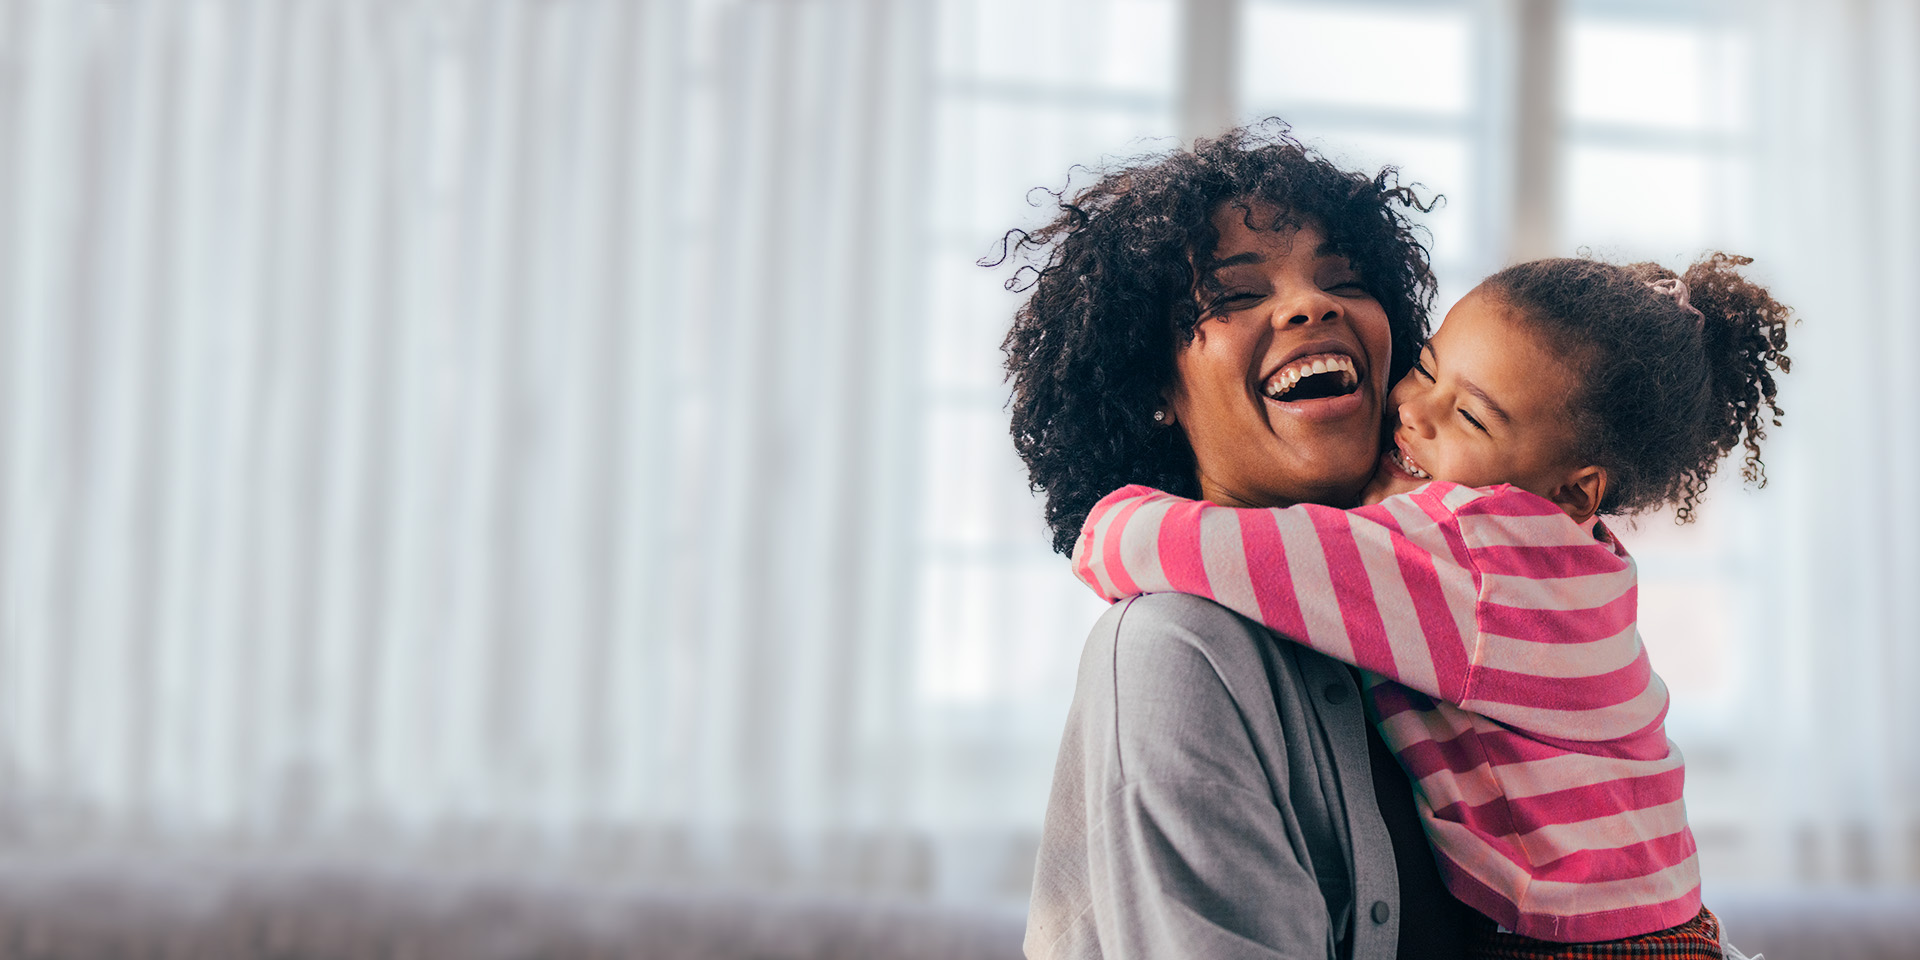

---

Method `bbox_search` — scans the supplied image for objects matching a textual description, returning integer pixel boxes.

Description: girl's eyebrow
[1462,380,1514,425]
[1426,341,1514,425]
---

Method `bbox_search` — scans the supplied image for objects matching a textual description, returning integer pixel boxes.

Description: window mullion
[1177,0,1239,142]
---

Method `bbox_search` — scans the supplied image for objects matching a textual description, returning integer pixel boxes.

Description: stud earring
[1152,409,1167,423]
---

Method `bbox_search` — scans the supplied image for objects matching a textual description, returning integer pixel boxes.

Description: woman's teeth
[1263,354,1359,400]
[1393,448,1432,480]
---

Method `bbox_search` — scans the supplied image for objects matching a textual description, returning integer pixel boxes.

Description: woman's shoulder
[1077,596,1255,691]
[1074,594,1370,790]
[1087,594,1349,707]
[1102,592,1266,638]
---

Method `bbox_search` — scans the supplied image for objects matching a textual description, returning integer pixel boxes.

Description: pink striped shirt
[1073,482,1701,943]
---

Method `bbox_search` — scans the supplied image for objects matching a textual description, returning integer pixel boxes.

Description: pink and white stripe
[1072,483,1701,943]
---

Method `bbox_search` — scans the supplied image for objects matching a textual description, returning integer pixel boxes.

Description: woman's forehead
[1211,199,1316,238]
[1207,211,1339,270]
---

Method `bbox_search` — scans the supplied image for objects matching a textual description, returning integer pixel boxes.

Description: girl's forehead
[1436,287,1527,337]
[1431,292,1578,421]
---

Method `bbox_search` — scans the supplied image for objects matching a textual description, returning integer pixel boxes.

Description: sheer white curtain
[7,0,1913,910]
[0,0,1020,897]
[1729,0,1920,885]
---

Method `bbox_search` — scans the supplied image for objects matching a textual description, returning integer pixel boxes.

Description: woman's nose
[1272,284,1341,327]
[1282,295,1344,326]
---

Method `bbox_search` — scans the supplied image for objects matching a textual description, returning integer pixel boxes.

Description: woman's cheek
[1363,308,1395,392]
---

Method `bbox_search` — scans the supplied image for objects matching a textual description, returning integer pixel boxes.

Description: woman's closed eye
[1205,291,1262,314]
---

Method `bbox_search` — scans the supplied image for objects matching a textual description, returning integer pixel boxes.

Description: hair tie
[1647,277,1705,328]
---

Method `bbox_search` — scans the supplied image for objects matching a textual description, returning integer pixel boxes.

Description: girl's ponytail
[1677,253,1792,489]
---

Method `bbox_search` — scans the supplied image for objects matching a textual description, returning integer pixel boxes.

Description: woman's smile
[1259,342,1365,420]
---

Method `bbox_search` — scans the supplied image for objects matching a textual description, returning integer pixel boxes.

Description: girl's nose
[1397,402,1421,436]
[1396,390,1435,438]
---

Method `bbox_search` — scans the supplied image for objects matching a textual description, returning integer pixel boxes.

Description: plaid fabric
[1471,908,1722,960]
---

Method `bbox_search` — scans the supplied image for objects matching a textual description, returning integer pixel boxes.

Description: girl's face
[1166,202,1395,508]
[1367,286,1593,507]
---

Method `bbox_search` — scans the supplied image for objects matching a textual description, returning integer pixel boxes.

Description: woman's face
[1165,202,1395,508]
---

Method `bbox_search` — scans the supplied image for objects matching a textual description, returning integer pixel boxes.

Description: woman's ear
[1157,386,1182,427]
[1548,466,1607,524]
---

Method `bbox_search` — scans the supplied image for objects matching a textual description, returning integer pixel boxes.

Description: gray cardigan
[1025,593,1404,960]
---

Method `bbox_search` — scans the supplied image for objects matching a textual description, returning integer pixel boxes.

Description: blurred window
[1561,2,1756,741]
[1239,0,1485,312]
[1564,5,1754,258]
[915,0,1176,838]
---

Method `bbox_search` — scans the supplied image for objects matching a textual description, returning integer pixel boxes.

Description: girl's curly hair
[1483,253,1793,522]
[988,122,1437,555]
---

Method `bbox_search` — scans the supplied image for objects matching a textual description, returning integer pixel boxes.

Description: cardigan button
[1371,901,1391,924]
[1322,682,1350,704]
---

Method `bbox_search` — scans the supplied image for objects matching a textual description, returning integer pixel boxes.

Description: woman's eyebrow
[1199,252,1265,292]
[1206,252,1264,271]
[1313,243,1359,274]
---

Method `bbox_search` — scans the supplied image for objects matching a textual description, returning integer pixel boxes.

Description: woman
[996,124,1480,959]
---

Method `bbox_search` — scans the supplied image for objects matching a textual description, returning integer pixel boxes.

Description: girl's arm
[1073,482,1645,718]
[1075,482,1660,745]
[1073,484,1483,705]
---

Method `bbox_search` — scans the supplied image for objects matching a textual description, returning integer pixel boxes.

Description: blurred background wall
[0,0,1915,917]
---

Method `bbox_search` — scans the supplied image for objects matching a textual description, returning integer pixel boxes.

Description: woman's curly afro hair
[988,122,1437,555]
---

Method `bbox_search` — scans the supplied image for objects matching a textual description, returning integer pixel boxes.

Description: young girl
[1073,253,1790,958]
